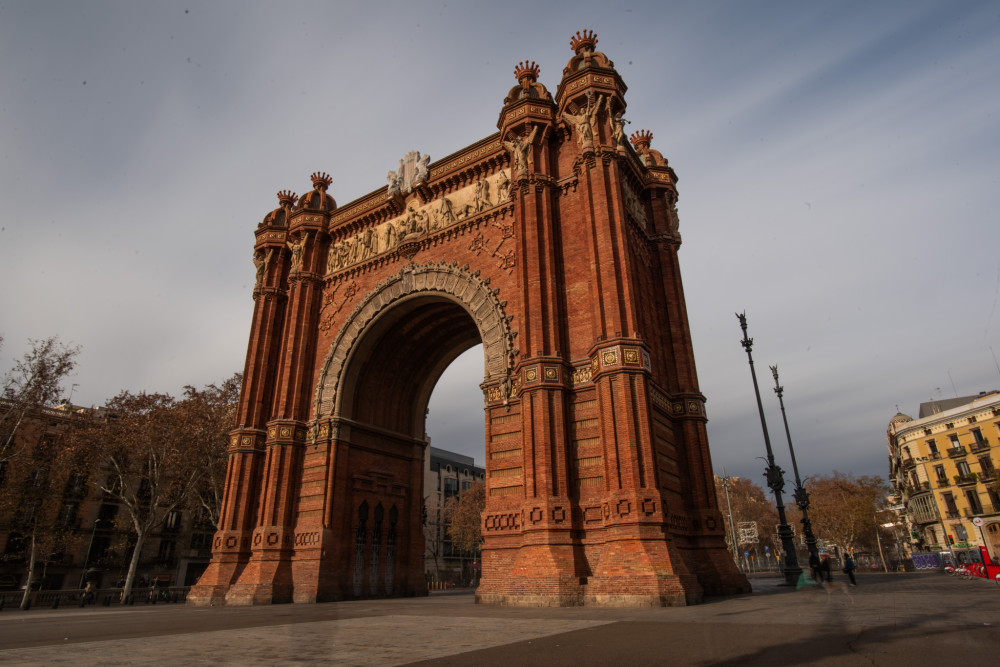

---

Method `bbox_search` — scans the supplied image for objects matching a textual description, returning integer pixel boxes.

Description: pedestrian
[820,555,832,582]
[843,554,857,585]
[808,552,821,582]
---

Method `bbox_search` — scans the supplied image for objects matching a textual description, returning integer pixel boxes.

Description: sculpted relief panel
[327,169,512,275]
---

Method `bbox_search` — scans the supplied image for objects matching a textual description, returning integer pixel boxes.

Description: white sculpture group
[326,169,511,274]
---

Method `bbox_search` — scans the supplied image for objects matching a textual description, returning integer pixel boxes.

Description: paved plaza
[1,572,998,665]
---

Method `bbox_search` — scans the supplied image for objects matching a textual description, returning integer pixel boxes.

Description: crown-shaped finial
[277,190,297,206]
[630,129,653,150]
[514,60,541,83]
[310,172,332,191]
[570,29,598,54]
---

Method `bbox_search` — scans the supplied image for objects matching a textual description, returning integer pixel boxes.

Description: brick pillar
[189,219,289,607]
[226,212,328,605]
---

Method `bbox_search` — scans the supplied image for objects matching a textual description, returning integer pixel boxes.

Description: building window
[957,461,972,477]
[971,427,987,449]
[157,539,176,563]
[934,465,946,480]
[927,439,938,456]
[988,487,1000,512]
[163,510,181,532]
[60,502,78,529]
[965,490,984,515]
[443,477,458,498]
[942,492,959,517]
[949,435,961,449]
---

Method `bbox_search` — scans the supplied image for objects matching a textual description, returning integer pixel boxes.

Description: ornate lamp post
[769,364,820,566]
[736,312,802,584]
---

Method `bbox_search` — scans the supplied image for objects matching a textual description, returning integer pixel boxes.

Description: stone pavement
[1,573,998,665]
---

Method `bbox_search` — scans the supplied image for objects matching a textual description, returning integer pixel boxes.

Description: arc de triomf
[189,31,749,608]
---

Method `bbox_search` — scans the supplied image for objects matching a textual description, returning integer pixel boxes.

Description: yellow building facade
[888,391,1000,563]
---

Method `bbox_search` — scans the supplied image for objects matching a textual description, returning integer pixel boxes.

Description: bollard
[102,595,111,606]
[52,597,60,609]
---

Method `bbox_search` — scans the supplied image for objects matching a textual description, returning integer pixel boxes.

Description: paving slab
[1,573,998,666]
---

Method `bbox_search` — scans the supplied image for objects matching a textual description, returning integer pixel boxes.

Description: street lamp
[736,312,802,585]
[769,364,820,566]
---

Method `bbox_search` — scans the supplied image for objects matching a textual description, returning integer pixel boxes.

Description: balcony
[971,438,990,453]
[937,478,951,488]
[963,508,984,518]
[979,470,996,483]
[907,481,932,495]
[947,446,968,458]
[902,458,917,471]
[955,474,978,486]
[945,510,961,519]
[928,451,942,460]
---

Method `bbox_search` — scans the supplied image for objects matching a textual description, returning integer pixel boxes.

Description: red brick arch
[314,262,518,423]
[189,33,750,608]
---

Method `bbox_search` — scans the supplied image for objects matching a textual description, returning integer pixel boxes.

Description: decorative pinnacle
[570,29,598,54]
[630,129,653,150]
[770,364,784,397]
[310,172,332,191]
[277,190,297,207]
[514,60,540,83]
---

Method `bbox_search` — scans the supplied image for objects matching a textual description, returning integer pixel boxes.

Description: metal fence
[0,586,190,610]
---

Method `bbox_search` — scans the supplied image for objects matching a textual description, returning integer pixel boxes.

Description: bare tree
[445,481,485,555]
[805,472,890,556]
[176,374,241,528]
[714,475,780,567]
[66,391,208,601]
[1,336,80,464]
[0,428,82,608]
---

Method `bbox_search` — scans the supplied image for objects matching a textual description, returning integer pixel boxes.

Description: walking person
[809,552,821,583]
[820,554,832,582]
[844,553,858,585]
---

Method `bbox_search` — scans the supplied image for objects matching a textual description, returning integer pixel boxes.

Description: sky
[2,1,999,485]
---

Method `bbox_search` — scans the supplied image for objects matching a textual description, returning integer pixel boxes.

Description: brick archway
[314,262,517,424]
[189,32,749,607]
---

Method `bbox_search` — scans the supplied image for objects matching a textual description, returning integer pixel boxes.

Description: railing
[970,439,990,452]
[955,474,978,486]
[0,586,190,610]
[902,458,917,470]
[937,478,951,488]
[928,451,942,460]
[980,471,996,483]
[948,446,968,458]
[945,510,961,519]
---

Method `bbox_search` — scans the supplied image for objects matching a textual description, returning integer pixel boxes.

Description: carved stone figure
[326,243,340,273]
[287,234,306,272]
[386,170,401,198]
[389,151,431,196]
[253,249,273,287]
[383,220,398,251]
[496,171,511,203]
[562,92,604,149]
[414,153,430,186]
[666,198,681,236]
[473,179,492,213]
[437,197,457,225]
[503,124,539,177]
[605,96,629,151]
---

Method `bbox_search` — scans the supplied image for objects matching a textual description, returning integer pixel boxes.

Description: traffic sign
[972,517,984,527]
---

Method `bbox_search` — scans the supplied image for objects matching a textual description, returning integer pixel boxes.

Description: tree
[0,425,83,609]
[714,475,780,567]
[66,391,210,601]
[175,374,241,528]
[445,481,485,555]
[1,336,80,464]
[805,472,891,556]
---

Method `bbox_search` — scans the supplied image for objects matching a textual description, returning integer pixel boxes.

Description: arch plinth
[189,35,749,608]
